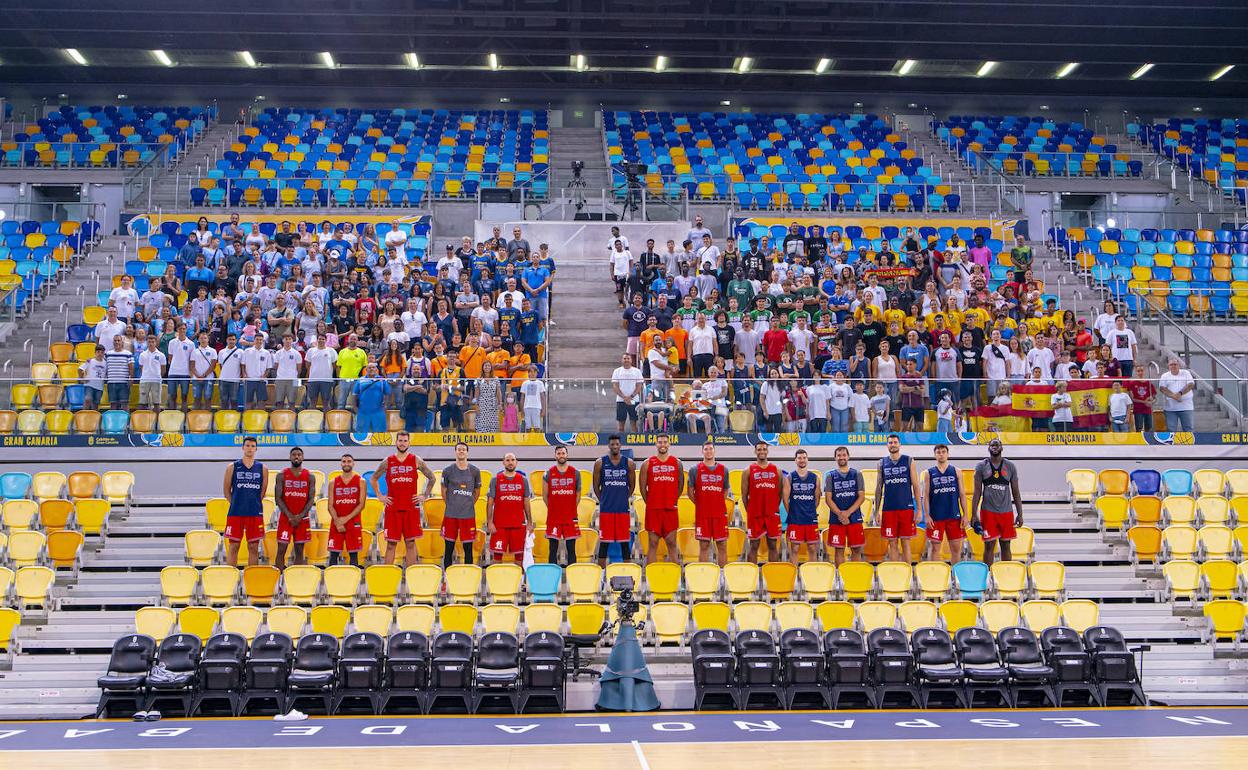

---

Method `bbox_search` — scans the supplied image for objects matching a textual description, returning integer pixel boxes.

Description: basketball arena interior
[0,1,1247,767]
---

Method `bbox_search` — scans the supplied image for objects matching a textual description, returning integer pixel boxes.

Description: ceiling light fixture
[898,59,917,75]
[735,56,753,74]
[320,51,335,68]
[1056,62,1079,78]
[1210,65,1234,81]
[65,48,87,66]
[720,99,732,106]
[976,61,997,77]
[814,58,832,74]
[1130,63,1154,79]
[573,54,587,72]
[405,53,421,69]
[240,51,257,67]
[152,50,173,67]
[488,53,500,70]
[655,55,668,72]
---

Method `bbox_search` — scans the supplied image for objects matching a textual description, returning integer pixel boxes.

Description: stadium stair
[143,120,244,211]
[548,126,611,192]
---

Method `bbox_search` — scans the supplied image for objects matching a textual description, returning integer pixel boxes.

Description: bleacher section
[0,219,98,313]
[194,109,548,207]
[605,111,961,211]
[1130,118,1248,205]
[932,116,1140,177]
[1054,224,1248,318]
[2,105,213,168]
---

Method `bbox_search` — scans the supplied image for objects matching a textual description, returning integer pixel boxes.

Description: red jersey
[490,472,530,528]
[1126,379,1154,414]
[385,453,420,512]
[332,474,364,518]
[644,455,681,509]
[690,462,728,517]
[545,465,580,518]
[278,468,312,515]
[745,462,782,517]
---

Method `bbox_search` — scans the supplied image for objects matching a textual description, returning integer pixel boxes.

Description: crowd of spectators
[88,215,552,432]
[609,219,1193,433]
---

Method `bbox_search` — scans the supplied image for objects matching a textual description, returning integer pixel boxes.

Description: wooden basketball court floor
[1,708,1245,770]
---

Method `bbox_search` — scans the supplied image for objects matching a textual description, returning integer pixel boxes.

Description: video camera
[571,160,584,179]
[610,575,641,627]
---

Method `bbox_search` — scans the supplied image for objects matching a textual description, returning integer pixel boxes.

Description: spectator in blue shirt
[497,293,520,335]
[274,251,300,280]
[176,238,202,270]
[521,252,552,321]
[184,255,215,299]
[351,362,392,432]
[820,344,849,377]
[518,297,542,355]
[899,329,930,375]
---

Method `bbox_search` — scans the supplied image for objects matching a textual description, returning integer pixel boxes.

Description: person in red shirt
[639,434,685,565]
[741,441,784,563]
[1126,378,1155,432]
[762,317,789,364]
[486,453,533,562]
[372,430,436,568]
[274,447,317,569]
[328,454,366,566]
[1073,318,1095,364]
[688,441,733,566]
[542,445,581,566]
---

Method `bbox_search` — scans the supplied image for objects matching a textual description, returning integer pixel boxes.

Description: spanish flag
[973,379,1116,430]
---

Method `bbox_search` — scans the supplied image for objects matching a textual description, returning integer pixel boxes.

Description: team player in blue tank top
[824,447,866,564]
[593,434,636,567]
[785,449,820,565]
[922,444,968,562]
[222,436,267,566]
[874,434,923,562]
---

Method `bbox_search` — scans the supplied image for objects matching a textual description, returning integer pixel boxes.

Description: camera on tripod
[571,160,584,180]
[610,575,641,626]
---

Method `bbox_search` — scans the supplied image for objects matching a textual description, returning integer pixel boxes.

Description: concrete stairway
[142,120,244,211]
[545,259,627,431]
[547,126,611,193]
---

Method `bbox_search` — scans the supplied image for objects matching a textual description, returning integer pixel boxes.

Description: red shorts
[224,515,264,542]
[786,523,820,543]
[385,507,423,542]
[926,518,966,544]
[695,511,728,542]
[981,510,1017,542]
[545,510,580,540]
[441,516,477,543]
[746,509,781,540]
[881,508,917,540]
[644,507,678,538]
[489,526,526,555]
[275,514,311,544]
[328,521,362,552]
[600,511,632,543]
[825,522,865,548]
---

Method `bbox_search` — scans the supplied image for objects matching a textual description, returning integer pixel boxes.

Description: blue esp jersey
[879,454,915,511]
[599,455,631,514]
[228,460,265,517]
[824,467,864,524]
[926,464,962,521]
[786,470,820,525]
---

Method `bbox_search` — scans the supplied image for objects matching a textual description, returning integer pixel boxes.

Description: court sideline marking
[631,740,651,770]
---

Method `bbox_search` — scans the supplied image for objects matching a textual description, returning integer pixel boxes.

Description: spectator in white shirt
[612,353,644,432]
[137,336,166,409]
[108,275,139,322]
[498,277,525,310]
[1158,358,1195,432]
[1108,381,1133,432]
[646,338,673,401]
[94,307,127,350]
[383,222,408,262]
[79,344,108,410]
[241,335,273,409]
[1025,333,1056,378]
[805,372,831,432]
[189,331,219,410]
[702,366,730,432]
[685,215,711,246]
[1050,381,1074,431]
[216,334,244,411]
[519,364,546,431]
[165,325,195,410]
[695,234,720,273]
[687,313,717,378]
[788,317,815,360]
[304,333,338,410]
[828,371,852,432]
[1106,316,1138,376]
[272,334,304,409]
[401,298,429,339]
[609,240,632,308]
[982,330,1010,400]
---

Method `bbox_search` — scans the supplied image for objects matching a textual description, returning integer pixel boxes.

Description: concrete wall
[473,220,694,261]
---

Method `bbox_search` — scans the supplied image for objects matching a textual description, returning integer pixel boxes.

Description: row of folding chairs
[1068,467,1248,506]
[0,565,55,609]
[1126,524,1243,564]
[98,629,566,717]
[1162,560,1248,604]
[0,498,112,535]
[0,530,84,571]
[1098,494,1248,531]
[0,470,132,504]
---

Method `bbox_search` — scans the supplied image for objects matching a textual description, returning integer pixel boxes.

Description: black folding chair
[96,634,157,717]
[520,631,566,713]
[193,633,248,716]
[144,633,202,716]
[691,629,738,710]
[334,632,385,714]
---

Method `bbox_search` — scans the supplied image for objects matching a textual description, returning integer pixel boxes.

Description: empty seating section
[1131,118,1248,204]
[1052,224,1248,319]
[605,111,956,211]
[3,105,212,167]
[933,116,1137,177]
[195,108,547,206]
[0,218,95,315]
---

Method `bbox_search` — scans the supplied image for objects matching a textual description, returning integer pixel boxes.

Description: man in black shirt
[626,265,649,304]
[719,237,740,294]
[805,225,828,264]
[650,294,675,331]
[958,330,984,407]
[835,316,862,357]
[712,310,736,361]
[273,221,296,250]
[639,238,662,283]
[889,277,918,317]
[742,239,767,277]
[858,307,886,358]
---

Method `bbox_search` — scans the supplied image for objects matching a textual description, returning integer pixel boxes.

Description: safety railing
[171,172,539,209]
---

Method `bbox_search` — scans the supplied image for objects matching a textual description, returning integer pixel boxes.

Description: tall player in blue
[593,434,635,568]
[873,434,922,562]
[824,446,866,564]
[222,436,267,567]
[922,444,968,563]
[785,449,820,565]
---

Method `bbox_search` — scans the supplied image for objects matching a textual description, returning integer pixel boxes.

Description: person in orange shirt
[458,332,488,378]
[485,336,511,378]
[508,341,532,390]
[664,324,688,377]
[639,316,665,366]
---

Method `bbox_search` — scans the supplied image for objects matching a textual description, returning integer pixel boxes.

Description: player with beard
[971,438,1024,565]
[273,447,317,569]
[639,434,685,564]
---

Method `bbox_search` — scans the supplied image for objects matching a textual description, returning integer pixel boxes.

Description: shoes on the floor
[144,710,161,722]
[132,711,148,721]
[273,709,308,722]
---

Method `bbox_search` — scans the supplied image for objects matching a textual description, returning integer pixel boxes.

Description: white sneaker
[132,711,148,721]
[273,709,308,722]
[144,710,162,722]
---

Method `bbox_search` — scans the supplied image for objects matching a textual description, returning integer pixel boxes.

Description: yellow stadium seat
[1066,469,1097,508]
[67,471,100,499]
[444,564,482,604]
[265,605,308,638]
[1162,560,1201,604]
[485,563,524,603]
[643,562,679,601]
[724,562,760,601]
[395,604,436,635]
[438,604,477,634]
[1225,470,1248,497]
[815,601,855,631]
[481,603,522,634]
[324,565,362,605]
[1162,525,1199,560]
[567,602,606,638]
[990,561,1027,600]
[205,498,230,532]
[281,565,322,605]
[683,562,721,602]
[798,561,836,601]
[8,531,45,567]
[30,472,65,501]
[135,606,177,641]
[217,606,262,642]
[13,566,53,608]
[524,603,563,634]
[1029,561,1066,600]
[1127,526,1163,565]
[1198,525,1235,560]
[310,604,351,636]
[774,600,815,631]
[73,498,110,535]
[178,606,219,642]
[0,607,18,652]
[980,600,1021,634]
[856,601,898,632]
[1194,469,1226,497]
[761,561,797,600]
[914,561,952,599]
[939,600,980,632]
[876,561,913,600]
[200,565,240,605]
[1097,469,1129,497]
[1059,600,1100,633]
[1096,496,1130,531]
[160,566,199,606]
[364,564,403,604]
[691,601,731,632]
[404,565,443,604]
[650,602,690,645]
[734,601,773,632]
[898,600,939,631]
[352,605,394,636]
[1163,496,1197,526]
[38,499,73,532]
[2,499,38,530]
[1020,599,1061,631]
[1202,561,1239,600]
[1203,600,1247,648]
[243,565,281,605]
[838,561,875,600]
[1197,497,1231,526]
[214,411,241,434]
